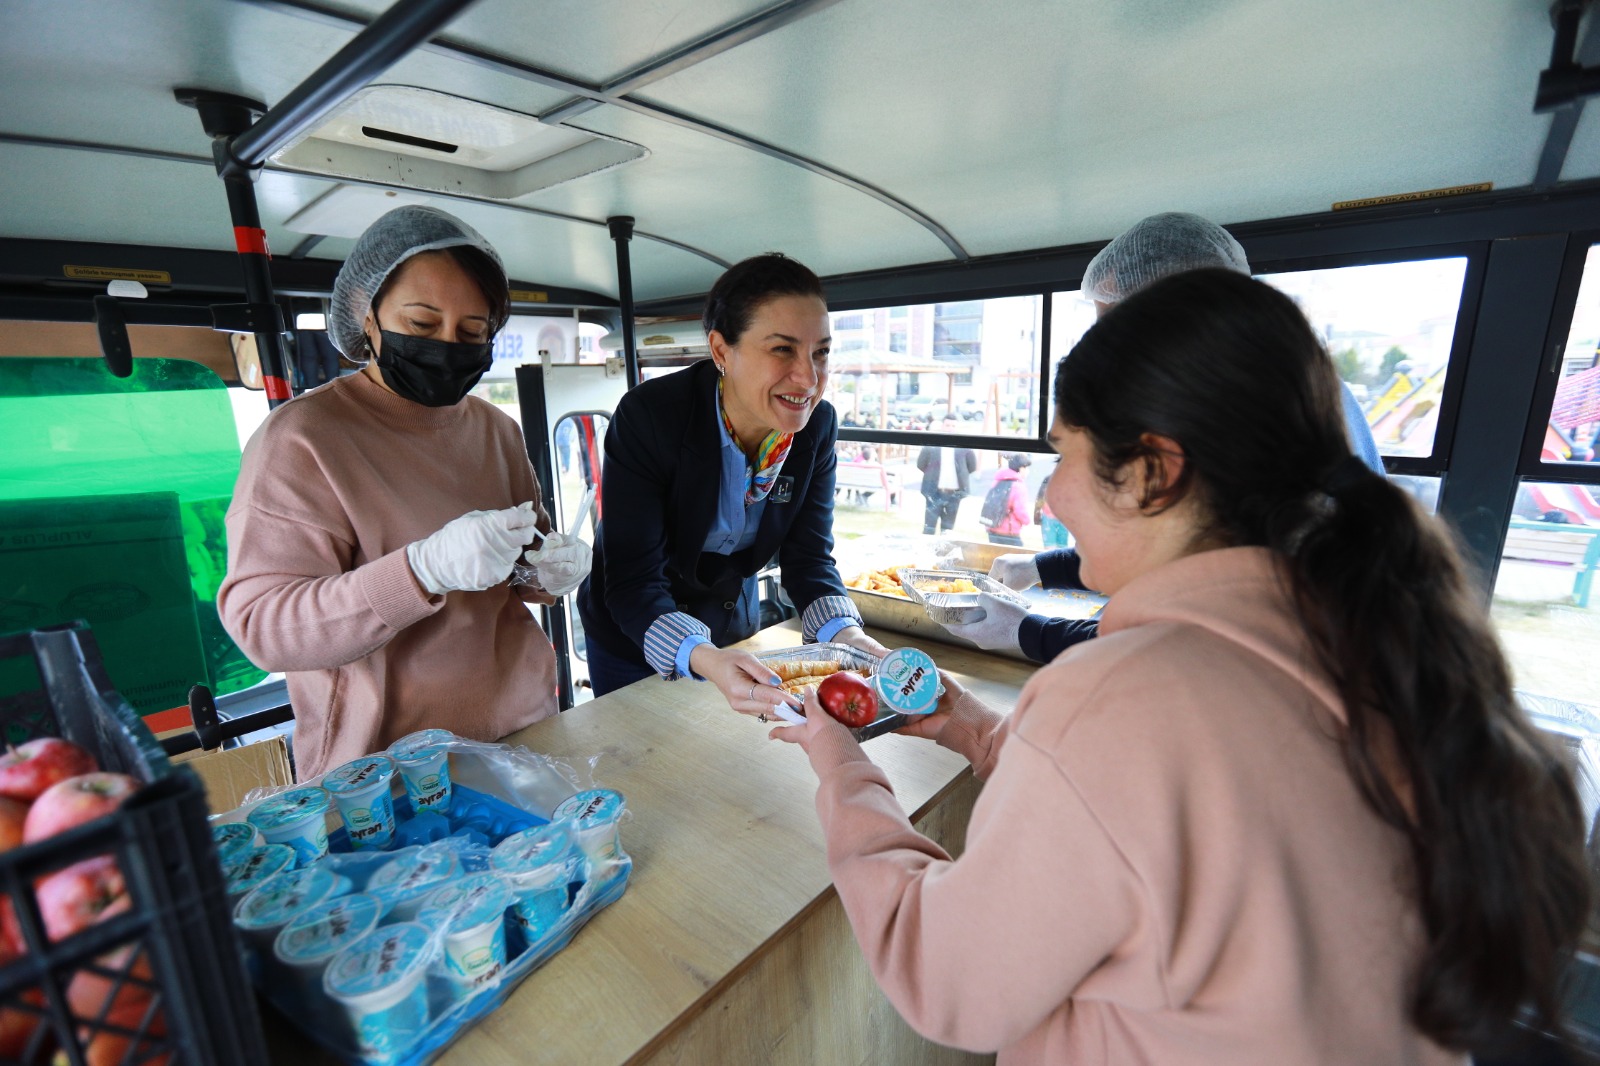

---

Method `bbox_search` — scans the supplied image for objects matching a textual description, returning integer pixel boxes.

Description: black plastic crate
[0,623,267,1066]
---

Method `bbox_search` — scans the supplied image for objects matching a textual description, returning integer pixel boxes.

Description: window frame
[1246,241,1490,479]
[1518,229,1600,488]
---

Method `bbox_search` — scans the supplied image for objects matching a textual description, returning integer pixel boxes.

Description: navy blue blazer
[576,359,849,666]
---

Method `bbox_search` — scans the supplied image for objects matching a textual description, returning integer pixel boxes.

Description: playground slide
[1526,482,1600,525]
[1370,365,1447,449]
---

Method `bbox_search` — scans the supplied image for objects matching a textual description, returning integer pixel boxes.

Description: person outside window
[917,416,976,534]
[984,454,1032,546]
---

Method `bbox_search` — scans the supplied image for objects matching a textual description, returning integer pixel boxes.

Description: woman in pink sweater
[219,207,588,780]
[774,269,1591,1063]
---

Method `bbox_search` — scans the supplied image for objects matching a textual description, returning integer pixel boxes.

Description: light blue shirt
[648,414,859,680]
[1340,381,1384,474]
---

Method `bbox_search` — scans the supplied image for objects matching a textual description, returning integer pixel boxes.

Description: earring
[715,362,725,377]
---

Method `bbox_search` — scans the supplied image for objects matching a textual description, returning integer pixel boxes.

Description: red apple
[0,798,27,854]
[0,740,97,803]
[65,946,166,1066]
[0,897,21,956]
[78,1029,169,1066]
[23,774,138,845]
[0,936,44,1060]
[35,857,129,943]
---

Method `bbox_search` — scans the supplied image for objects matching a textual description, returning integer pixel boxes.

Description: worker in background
[949,212,1386,662]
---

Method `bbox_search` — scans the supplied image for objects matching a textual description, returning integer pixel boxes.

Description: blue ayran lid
[225,844,296,896]
[236,866,342,930]
[246,787,330,832]
[491,822,576,884]
[872,647,941,716]
[324,922,432,999]
[277,893,383,964]
[322,755,395,796]
[212,820,258,861]
[417,872,511,933]
[366,846,460,905]
[552,789,624,829]
[388,729,454,762]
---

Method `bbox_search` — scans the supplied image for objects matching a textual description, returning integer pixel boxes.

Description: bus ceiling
[9,0,1600,341]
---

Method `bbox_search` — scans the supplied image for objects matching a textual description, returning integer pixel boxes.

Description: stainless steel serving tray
[841,540,1106,661]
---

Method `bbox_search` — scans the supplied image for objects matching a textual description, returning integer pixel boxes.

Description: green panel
[0,358,266,707]
[0,493,207,718]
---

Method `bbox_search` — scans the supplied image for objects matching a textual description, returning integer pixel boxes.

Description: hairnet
[328,205,506,357]
[1080,212,1250,306]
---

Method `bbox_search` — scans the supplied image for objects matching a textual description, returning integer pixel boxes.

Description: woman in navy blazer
[576,255,888,714]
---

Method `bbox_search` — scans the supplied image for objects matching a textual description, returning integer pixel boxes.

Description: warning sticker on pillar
[264,375,292,402]
[234,226,271,257]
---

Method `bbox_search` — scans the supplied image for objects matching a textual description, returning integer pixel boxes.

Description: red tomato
[816,672,878,728]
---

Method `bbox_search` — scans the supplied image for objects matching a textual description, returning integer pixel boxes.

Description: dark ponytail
[1057,268,1592,1050]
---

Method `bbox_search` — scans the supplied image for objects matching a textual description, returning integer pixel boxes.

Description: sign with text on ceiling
[483,315,576,380]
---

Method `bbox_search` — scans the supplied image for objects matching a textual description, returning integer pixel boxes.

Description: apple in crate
[0,797,27,852]
[23,774,139,845]
[36,857,130,943]
[0,739,98,803]
[67,944,168,1066]
[0,935,44,1060]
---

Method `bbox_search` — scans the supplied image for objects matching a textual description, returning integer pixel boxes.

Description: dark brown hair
[702,253,825,344]
[1056,268,1591,1050]
[372,246,510,338]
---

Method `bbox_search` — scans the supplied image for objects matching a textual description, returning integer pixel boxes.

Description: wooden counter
[264,623,1033,1065]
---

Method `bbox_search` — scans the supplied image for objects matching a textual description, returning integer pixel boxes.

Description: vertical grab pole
[177,89,295,409]
[225,176,295,408]
[608,216,641,389]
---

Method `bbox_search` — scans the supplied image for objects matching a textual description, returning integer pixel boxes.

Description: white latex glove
[941,591,1029,654]
[523,531,592,597]
[989,553,1041,591]
[406,504,539,595]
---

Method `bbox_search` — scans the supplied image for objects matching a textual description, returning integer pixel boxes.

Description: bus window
[1258,258,1469,459]
[0,356,267,718]
[831,441,1055,555]
[1493,479,1600,705]
[1542,244,1600,469]
[828,296,1044,437]
[1052,259,1471,464]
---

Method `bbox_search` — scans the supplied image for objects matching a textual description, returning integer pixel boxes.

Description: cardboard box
[173,735,294,814]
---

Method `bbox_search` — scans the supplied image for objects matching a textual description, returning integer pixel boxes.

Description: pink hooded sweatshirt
[219,372,559,780]
[801,546,1465,1066]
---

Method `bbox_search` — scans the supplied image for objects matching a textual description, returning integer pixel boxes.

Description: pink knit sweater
[218,372,558,781]
[803,546,1466,1065]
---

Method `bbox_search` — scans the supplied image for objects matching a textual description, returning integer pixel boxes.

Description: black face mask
[373,329,494,407]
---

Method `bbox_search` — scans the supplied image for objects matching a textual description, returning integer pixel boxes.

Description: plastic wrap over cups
[224,729,632,1066]
[328,205,506,358]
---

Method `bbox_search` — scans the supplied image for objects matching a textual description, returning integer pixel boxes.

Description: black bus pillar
[608,216,641,389]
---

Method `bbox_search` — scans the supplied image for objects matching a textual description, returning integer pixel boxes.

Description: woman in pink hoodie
[982,454,1033,547]
[773,269,1591,1064]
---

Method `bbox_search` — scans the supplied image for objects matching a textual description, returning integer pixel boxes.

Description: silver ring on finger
[748,683,757,701]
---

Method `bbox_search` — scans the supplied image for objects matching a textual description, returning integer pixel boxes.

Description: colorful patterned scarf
[719,379,794,504]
